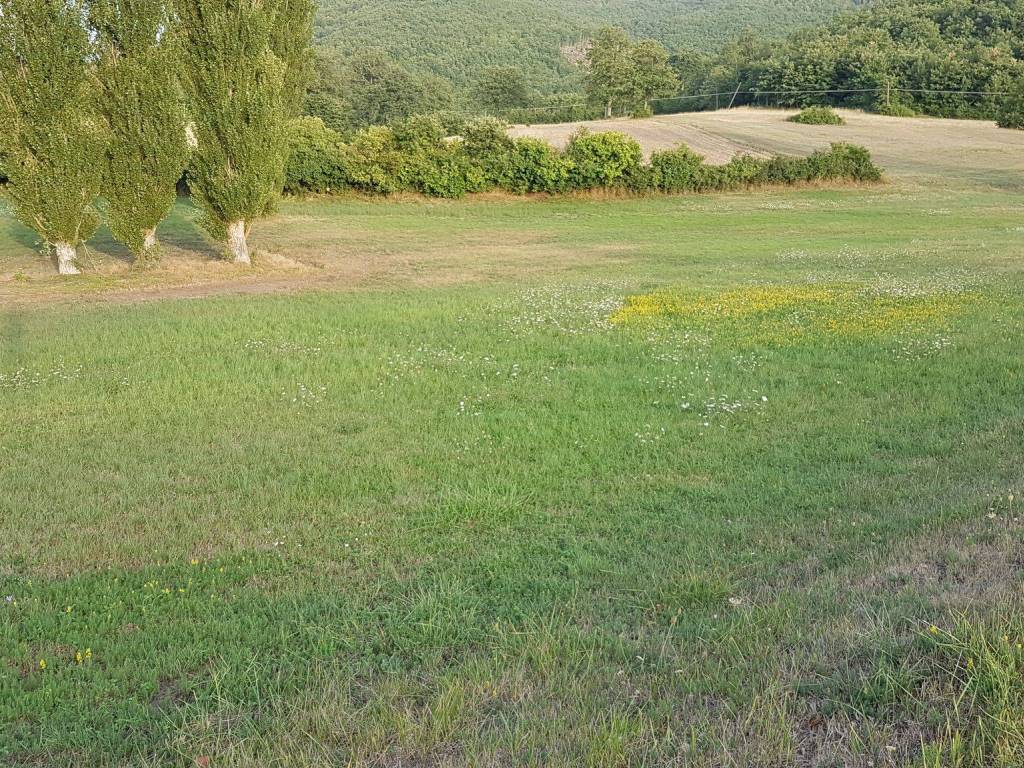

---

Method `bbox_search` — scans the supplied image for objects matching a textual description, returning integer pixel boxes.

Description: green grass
[2,183,1023,765]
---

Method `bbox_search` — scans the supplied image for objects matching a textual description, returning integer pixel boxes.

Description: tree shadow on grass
[156,196,222,261]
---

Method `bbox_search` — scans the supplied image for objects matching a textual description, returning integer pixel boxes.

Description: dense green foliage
[0,0,104,267]
[178,0,314,259]
[759,0,1024,119]
[474,66,531,113]
[585,28,678,117]
[789,106,846,125]
[284,117,882,198]
[312,0,856,104]
[998,77,1024,128]
[305,48,455,135]
[91,0,189,259]
[564,129,645,187]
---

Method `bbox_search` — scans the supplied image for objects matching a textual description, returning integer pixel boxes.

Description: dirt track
[513,107,1024,189]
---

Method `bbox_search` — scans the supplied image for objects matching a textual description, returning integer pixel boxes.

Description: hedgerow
[283,118,883,198]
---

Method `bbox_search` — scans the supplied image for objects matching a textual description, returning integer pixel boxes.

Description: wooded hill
[313,0,859,95]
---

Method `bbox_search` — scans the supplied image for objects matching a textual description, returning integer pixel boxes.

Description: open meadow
[2,112,1023,766]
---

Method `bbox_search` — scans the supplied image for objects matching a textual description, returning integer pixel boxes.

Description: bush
[501,137,572,194]
[564,130,644,190]
[649,145,705,192]
[285,117,349,194]
[805,143,882,182]
[392,116,482,198]
[876,102,916,118]
[346,126,407,194]
[462,117,516,189]
[789,106,845,125]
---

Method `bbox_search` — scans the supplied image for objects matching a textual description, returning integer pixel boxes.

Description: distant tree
[670,48,713,93]
[630,39,679,112]
[475,66,530,113]
[91,0,189,261]
[585,27,678,117]
[585,27,637,117]
[709,30,773,106]
[304,50,352,134]
[0,0,104,275]
[344,48,453,128]
[177,0,314,264]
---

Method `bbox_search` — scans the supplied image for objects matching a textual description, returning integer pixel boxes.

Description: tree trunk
[226,220,250,265]
[139,228,159,261]
[605,100,613,118]
[55,241,80,275]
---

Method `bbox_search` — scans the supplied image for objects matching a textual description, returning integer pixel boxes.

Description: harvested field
[513,107,1024,188]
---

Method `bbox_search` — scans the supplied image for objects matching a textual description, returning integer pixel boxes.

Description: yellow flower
[190,559,199,566]
[85,648,92,659]
[928,625,939,635]
[39,659,46,670]
[967,658,975,670]
[65,606,72,613]
[76,651,83,664]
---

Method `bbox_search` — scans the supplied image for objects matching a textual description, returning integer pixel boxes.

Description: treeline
[0,0,313,273]
[304,0,1024,133]
[647,0,1024,120]
[755,0,1024,118]
[285,114,882,198]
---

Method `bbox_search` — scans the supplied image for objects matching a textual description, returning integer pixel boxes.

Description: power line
[499,85,1010,117]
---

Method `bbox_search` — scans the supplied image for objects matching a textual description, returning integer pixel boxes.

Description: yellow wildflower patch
[611,284,975,343]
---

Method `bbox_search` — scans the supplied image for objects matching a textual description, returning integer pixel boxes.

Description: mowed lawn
[2,181,1024,765]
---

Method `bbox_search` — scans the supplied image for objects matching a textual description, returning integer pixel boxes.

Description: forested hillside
[759,0,1024,118]
[313,0,857,94]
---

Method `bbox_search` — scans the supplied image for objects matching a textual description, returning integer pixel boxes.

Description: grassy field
[2,117,1024,766]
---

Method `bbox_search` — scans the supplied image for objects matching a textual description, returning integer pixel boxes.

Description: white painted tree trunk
[55,241,80,275]
[138,228,159,261]
[227,220,251,265]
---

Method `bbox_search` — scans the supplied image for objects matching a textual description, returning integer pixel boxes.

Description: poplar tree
[177,0,313,264]
[91,0,189,261]
[0,0,104,275]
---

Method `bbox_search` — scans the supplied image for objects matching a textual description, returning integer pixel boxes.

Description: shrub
[392,116,482,198]
[789,106,845,125]
[649,145,705,192]
[409,141,483,199]
[285,117,349,194]
[564,130,644,190]
[805,143,882,182]
[499,137,572,194]
[346,126,407,194]
[876,102,916,118]
[461,117,515,189]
